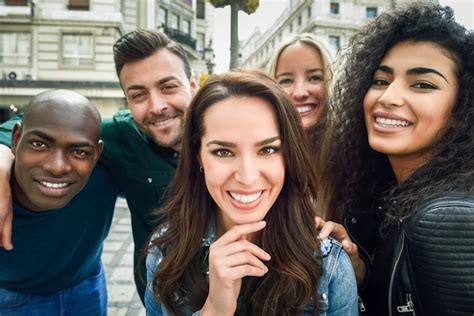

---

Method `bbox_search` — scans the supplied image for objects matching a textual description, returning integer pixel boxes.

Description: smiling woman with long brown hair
[144,70,357,315]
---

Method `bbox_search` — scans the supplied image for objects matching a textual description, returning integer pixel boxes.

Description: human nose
[43,150,72,176]
[290,80,309,101]
[377,80,405,108]
[234,155,259,186]
[148,91,168,114]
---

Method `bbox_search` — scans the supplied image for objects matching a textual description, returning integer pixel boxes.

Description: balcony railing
[162,25,196,50]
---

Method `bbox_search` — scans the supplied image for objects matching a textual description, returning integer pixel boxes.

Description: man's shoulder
[82,163,119,193]
[101,110,141,148]
[102,110,133,129]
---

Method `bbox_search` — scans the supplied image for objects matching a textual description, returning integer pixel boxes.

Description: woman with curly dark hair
[144,70,358,315]
[316,3,474,315]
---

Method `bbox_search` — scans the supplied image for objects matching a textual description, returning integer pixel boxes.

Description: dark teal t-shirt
[0,111,178,299]
[0,164,119,294]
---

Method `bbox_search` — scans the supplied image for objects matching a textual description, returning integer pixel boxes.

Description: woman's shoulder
[146,223,169,269]
[320,237,342,258]
[415,193,474,210]
[320,237,353,282]
[318,237,359,315]
[149,224,169,245]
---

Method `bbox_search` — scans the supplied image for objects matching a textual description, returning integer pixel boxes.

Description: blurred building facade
[0,0,213,121]
[240,0,437,69]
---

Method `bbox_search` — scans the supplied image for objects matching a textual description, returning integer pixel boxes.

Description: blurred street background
[102,198,145,316]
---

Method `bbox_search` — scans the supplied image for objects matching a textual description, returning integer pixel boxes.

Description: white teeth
[229,191,262,204]
[152,117,175,126]
[375,117,410,127]
[297,105,313,114]
[40,181,68,188]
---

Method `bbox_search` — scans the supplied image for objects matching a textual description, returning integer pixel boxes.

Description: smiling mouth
[228,191,263,204]
[375,116,411,127]
[150,116,176,126]
[39,181,70,189]
[296,104,317,114]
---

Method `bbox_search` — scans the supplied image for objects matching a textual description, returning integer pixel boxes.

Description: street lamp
[204,40,216,75]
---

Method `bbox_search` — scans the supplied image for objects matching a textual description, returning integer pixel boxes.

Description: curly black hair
[316,3,474,225]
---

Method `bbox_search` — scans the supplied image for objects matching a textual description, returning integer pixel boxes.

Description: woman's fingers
[220,251,269,271]
[211,238,271,262]
[342,239,358,256]
[208,222,271,284]
[315,216,326,230]
[212,254,269,284]
[317,220,349,242]
[212,221,266,248]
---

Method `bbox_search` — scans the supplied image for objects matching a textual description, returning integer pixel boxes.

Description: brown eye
[31,141,46,148]
[259,146,280,155]
[212,149,233,157]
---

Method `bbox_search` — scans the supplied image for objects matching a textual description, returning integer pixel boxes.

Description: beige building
[0,0,213,121]
[240,0,437,69]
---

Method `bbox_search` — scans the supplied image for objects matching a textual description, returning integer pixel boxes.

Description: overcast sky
[212,0,474,72]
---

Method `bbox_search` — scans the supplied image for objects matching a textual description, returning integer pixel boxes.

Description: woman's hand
[315,217,366,286]
[201,221,271,316]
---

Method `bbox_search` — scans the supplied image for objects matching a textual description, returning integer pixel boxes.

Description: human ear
[93,140,104,164]
[190,78,198,96]
[11,123,22,155]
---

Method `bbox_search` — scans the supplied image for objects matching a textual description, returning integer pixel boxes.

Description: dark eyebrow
[26,130,54,142]
[376,65,449,84]
[206,136,280,147]
[376,65,393,74]
[406,67,449,83]
[206,140,236,147]
[257,136,281,146]
[158,75,182,85]
[126,76,182,92]
[26,130,94,148]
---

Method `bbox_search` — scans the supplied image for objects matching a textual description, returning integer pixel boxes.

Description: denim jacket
[145,221,358,316]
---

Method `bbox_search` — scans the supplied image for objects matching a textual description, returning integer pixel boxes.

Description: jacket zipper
[388,222,405,316]
[396,294,416,314]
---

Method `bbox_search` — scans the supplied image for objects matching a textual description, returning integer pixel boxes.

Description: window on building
[196,32,205,57]
[158,7,168,27]
[197,0,205,19]
[183,20,191,35]
[298,15,302,26]
[330,2,339,15]
[182,0,192,7]
[5,0,28,5]
[329,35,340,50]
[68,0,89,10]
[171,13,180,30]
[307,6,312,18]
[366,7,378,18]
[62,34,93,66]
[0,32,31,65]
[289,22,293,33]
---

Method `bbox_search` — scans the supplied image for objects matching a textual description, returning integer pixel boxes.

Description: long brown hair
[150,70,322,315]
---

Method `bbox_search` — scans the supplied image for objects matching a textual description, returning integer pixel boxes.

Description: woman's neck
[388,152,431,184]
